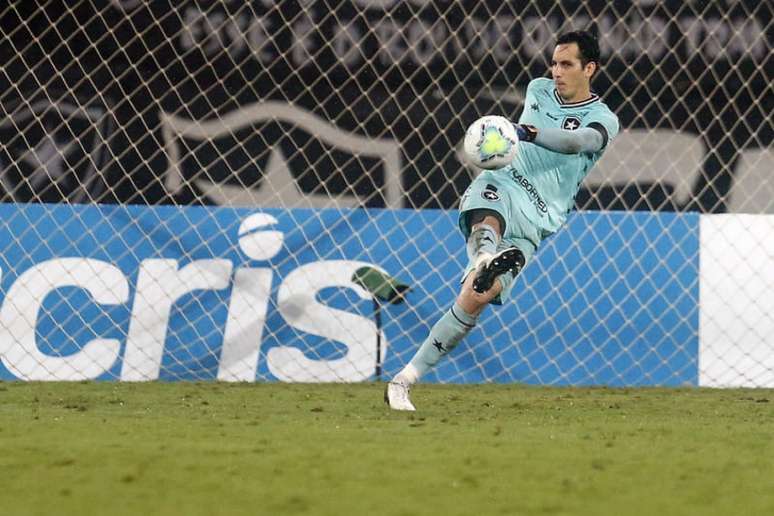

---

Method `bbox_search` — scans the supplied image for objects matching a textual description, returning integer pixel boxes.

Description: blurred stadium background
[1,2,773,515]
[0,1,772,386]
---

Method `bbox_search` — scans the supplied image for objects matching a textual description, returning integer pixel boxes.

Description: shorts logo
[511,172,548,214]
[562,116,582,131]
[481,190,500,201]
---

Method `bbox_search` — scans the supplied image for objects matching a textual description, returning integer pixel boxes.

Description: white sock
[395,363,420,385]
[467,223,500,263]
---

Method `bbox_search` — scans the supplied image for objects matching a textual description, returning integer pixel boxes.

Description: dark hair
[556,30,601,71]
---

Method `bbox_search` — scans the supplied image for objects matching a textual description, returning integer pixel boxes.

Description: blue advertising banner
[0,204,699,385]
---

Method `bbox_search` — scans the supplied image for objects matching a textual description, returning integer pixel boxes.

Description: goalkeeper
[387,30,620,410]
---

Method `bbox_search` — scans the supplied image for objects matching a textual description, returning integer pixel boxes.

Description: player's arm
[513,124,608,154]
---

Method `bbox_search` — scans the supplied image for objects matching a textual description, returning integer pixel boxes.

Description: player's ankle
[474,252,493,269]
[395,363,420,385]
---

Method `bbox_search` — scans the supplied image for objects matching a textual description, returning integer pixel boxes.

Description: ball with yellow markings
[463,115,519,170]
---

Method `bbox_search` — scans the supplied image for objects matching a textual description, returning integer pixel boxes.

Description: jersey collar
[554,89,600,108]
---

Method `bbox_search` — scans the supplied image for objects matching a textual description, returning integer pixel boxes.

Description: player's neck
[562,86,593,104]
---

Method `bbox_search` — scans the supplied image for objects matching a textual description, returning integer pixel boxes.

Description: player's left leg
[472,247,525,294]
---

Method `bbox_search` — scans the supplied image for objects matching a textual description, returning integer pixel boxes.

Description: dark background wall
[1,1,771,211]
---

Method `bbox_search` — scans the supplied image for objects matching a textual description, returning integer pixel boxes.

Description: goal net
[0,1,771,386]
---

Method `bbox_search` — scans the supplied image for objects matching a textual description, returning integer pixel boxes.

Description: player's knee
[458,288,492,315]
[467,209,505,236]
[458,274,499,314]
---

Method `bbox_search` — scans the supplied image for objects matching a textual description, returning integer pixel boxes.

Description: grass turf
[1,382,773,516]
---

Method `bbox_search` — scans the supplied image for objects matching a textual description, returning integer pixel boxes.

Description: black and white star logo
[562,116,582,131]
[432,339,446,352]
[481,190,500,201]
[530,102,540,112]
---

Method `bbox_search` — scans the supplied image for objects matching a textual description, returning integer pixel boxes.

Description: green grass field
[2,382,773,516]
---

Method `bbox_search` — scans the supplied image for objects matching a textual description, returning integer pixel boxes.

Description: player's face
[551,43,595,102]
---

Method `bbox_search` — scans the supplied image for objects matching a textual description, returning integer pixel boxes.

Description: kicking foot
[472,247,525,294]
[384,379,416,411]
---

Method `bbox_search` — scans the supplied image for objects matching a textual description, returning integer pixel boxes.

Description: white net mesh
[0,1,771,385]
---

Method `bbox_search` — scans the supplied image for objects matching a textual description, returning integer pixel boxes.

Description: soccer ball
[463,115,519,169]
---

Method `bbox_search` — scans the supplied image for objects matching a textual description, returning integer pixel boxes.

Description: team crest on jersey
[562,116,582,131]
[481,190,500,201]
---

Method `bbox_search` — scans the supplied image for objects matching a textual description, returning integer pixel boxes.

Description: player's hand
[513,124,538,142]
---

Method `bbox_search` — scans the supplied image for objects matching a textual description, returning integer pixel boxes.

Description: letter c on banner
[0,258,129,380]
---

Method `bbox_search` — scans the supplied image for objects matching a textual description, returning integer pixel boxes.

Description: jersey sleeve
[583,109,619,149]
[519,78,551,124]
[526,77,551,95]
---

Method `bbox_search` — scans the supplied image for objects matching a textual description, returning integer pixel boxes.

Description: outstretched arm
[514,124,608,154]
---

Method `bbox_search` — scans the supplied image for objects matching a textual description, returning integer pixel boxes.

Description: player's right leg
[386,208,506,411]
[386,173,534,410]
[384,376,415,411]
[385,271,500,411]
